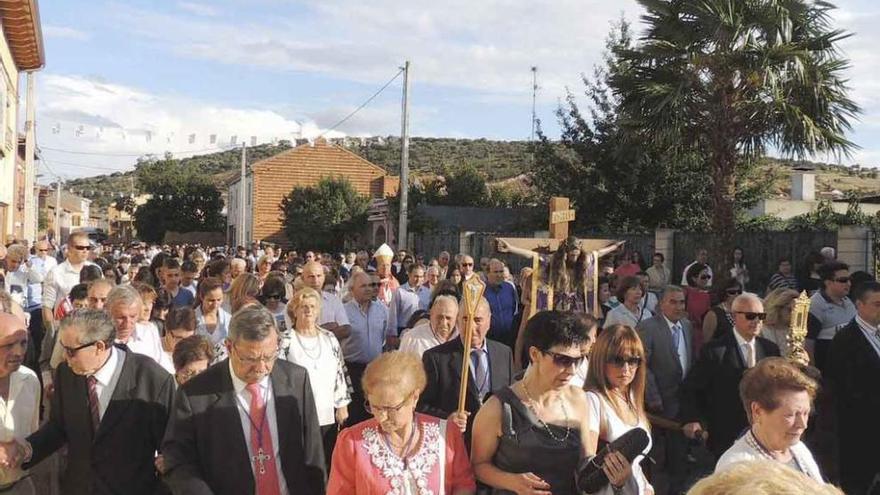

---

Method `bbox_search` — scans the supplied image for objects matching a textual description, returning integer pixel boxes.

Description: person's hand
[495,239,510,253]
[682,422,706,440]
[154,454,166,474]
[447,411,469,433]
[42,382,54,404]
[602,450,632,489]
[335,407,349,429]
[0,441,23,468]
[507,471,551,495]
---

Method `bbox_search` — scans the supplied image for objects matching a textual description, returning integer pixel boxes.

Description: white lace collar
[362,420,442,495]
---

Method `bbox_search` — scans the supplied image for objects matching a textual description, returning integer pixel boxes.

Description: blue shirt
[485,281,518,339]
[170,287,195,308]
[343,300,389,364]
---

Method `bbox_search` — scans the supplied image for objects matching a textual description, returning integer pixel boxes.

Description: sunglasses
[726,289,743,296]
[542,350,585,368]
[72,245,91,251]
[461,263,474,267]
[264,294,283,300]
[833,277,851,284]
[736,311,767,321]
[610,355,642,368]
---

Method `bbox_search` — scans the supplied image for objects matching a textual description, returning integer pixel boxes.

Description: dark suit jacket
[679,332,780,458]
[419,337,513,441]
[830,319,880,495]
[25,348,175,495]
[637,314,694,419]
[161,359,325,495]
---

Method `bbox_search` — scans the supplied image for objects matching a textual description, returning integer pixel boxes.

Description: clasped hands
[0,440,27,469]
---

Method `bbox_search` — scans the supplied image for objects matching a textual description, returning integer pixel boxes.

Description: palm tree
[613,0,859,272]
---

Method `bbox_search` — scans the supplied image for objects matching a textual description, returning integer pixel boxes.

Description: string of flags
[49,121,310,148]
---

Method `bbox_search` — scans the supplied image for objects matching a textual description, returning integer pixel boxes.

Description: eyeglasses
[726,289,743,296]
[72,245,91,251]
[610,355,642,368]
[542,350,585,368]
[364,395,411,415]
[833,277,851,284]
[736,311,767,321]
[461,263,474,267]
[37,249,48,252]
[264,294,283,301]
[61,340,100,357]
[232,345,280,365]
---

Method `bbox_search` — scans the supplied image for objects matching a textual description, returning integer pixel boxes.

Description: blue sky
[35,0,880,178]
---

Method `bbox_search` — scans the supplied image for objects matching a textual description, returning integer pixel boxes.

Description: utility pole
[530,66,538,142]
[23,72,36,242]
[237,142,247,247]
[54,179,61,243]
[397,61,411,251]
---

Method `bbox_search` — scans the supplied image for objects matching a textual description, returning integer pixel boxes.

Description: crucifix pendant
[252,448,271,475]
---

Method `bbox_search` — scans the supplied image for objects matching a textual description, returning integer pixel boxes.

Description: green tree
[280,177,370,251]
[613,0,859,272]
[438,164,489,206]
[133,155,225,242]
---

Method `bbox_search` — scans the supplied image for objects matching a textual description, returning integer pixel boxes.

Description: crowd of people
[0,234,874,494]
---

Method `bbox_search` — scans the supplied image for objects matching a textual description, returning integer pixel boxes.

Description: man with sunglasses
[301,261,351,341]
[162,305,325,495]
[806,261,856,373]
[2,309,175,495]
[680,293,780,460]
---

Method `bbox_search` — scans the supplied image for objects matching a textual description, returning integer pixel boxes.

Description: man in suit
[0,309,174,495]
[637,285,693,494]
[680,293,780,459]
[419,297,514,445]
[162,304,325,495]
[830,281,880,495]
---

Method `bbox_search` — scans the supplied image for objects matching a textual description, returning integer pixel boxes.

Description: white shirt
[125,322,174,374]
[42,260,92,310]
[0,367,40,485]
[664,316,689,376]
[318,291,350,328]
[733,329,756,368]
[229,362,290,495]
[284,329,351,426]
[91,346,125,419]
[399,320,458,358]
[604,303,653,329]
[195,307,232,346]
[387,283,429,334]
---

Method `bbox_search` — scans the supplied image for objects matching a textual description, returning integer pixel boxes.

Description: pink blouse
[328,413,476,495]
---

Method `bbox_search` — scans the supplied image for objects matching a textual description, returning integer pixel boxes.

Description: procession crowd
[0,233,874,495]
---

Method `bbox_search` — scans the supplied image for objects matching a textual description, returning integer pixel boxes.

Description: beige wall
[0,25,19,241]
[749,199,880,220]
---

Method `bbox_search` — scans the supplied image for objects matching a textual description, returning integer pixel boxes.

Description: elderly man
[301,261,351,340]
[2,310,175,495]
[106,286,173,373]
[437,251,451,279]
[419,297,513,442]
[484,259,518,349]
[0,313,40,494]
[230,258,247,280]
[459,254,476,282]
[162,305,325,494]
[372,244,399,306]
[425,265,440,294]
[86,279,114,311]
[3,245,44,374]
[829,280,880,495]
[637,286,694,494]
[680,293,780,459]
[387,264,431,337]
[399,295,459,358]
[342,271,390,425]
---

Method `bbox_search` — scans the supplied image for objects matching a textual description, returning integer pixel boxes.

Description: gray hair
[431,295,459,312]
[732,293,763,311]
[105,285,142,310]
[660,285,685,301]
[228,304,277,342]
[59,309,116,343]
[230,258,246,270]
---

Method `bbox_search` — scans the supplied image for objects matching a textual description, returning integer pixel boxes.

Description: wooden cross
[252,448,271,475]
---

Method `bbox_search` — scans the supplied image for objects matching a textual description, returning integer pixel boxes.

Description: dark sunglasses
[737,311,767,321]
[542,350,585,368]
[264,294,283,301]
[833,277,851,284]
[726,289,743,296]
[461,263,474,267]
[72,245,91,251]
[610,355,642,368]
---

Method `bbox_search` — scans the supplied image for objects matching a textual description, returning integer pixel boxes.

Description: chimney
[791,166,815,201]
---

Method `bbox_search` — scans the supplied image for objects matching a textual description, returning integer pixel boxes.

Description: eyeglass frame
[364,394,413,416]
[231,344,280,365]
[60,339,104,358]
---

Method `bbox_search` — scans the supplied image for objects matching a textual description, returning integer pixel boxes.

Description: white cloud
[43,25,90,41]
[37,74,348,177]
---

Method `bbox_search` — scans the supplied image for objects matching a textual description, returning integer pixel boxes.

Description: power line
[40,145,231,157]
[319,67,405,137]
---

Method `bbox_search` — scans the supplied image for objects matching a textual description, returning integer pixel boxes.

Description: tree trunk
[709,143,738,286]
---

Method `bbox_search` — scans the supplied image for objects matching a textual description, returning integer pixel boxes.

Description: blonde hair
[585,324,648,425]
[687,461,843,495]
[230,273,261,314]
[362,351,427,398]
[286,287,323,325]
[764,288,799,328]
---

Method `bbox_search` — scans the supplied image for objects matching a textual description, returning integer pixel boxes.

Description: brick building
[227,138,399,248]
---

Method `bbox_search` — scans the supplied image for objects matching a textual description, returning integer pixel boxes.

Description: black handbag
[575,427,650,494]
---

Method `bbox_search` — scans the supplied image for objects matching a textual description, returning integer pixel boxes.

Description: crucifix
[495,196,622,319]
[252,448,272,475]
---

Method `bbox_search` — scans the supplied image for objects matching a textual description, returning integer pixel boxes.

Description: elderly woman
[171,335,213,386]
[472,311,594,494]
[761,288,800,358]
[715,357,823,481]
[328,351,475,495]
[603,276,653,329]
[283,287,351,467]
[689,460,842,495]
[585,324,654,495]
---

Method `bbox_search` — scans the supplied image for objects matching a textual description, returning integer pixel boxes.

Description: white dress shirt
[0,367,40,485]
[125,322,174,374]
[318,291,350,328]
[229,363,289,495]
[42,260,92,310]
[399,320,458,358]
[733,330,756,368]
[91,346,125,419]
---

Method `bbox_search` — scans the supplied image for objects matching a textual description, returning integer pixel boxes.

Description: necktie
[246,383,281,495]
[86,375,101,434]
[470,349,489,400]
[671,322,682,352]
[744,343,755,368]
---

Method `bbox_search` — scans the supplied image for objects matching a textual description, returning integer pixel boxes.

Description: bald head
[0,313,27,377]
[731,293,764,341]
[302,261,325,291]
